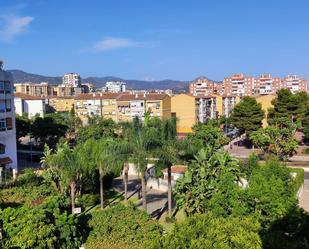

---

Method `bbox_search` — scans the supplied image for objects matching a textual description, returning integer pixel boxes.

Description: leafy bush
[85,203,163,249]
[303,147,309,154]
[77,194,100,208]
[153,213,262,249]
[17,168,43,187]
[0,195,82,249]
[245,159,297,227]
[0,182,56,208]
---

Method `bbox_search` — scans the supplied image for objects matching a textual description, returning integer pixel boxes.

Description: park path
[299,170,309,212]
[113,175,168,218]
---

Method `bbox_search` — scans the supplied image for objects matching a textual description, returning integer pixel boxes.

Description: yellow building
[171,94,196,134]
[116,93,171,123]
[255,94,276,127]
[47,96,75,113]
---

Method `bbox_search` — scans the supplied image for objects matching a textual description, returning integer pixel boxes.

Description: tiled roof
[14,93,44,100]
[116,93,168,101]
[74,92,119,100]
[163,165,187,174]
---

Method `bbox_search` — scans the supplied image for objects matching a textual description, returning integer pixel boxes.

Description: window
[0,81,4,93]
[5,99,11,112]
[0,144,5,154]
[0,119,5,131]
[6,118,12,130]
[4,82,11,93]
[0,100,5,113]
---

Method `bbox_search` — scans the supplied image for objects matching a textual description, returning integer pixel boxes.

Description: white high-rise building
[105,81,126,93]
[0,61,17,172]
[62,73,81,87]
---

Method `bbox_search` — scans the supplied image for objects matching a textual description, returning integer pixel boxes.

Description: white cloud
[0,15,34,43]
[86,37,155,53]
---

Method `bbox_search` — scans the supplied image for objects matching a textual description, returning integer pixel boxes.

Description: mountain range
[8,70,200,92]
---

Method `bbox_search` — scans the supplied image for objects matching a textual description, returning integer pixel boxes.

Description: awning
[0,157,12,165]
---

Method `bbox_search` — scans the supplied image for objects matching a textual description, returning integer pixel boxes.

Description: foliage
[85,203,163,249]
[76,194,100,208]
[268,89,309,125]
[245,159,297,227]
[76,117,118,144]
[230,96,264,136]
[16,168,43,187]
[303,147,309,154]
[15,113,31,141]
[262,207,309,249]
[250,124,298,160]
[0,195,82,249]
[174,147,242,215]
[153,213,262,249]
[188,123,229,150]
[31,113,69,149]
[246,152,259,178]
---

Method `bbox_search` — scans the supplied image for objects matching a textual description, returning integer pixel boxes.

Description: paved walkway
[113,175,168,217]
[299,171,309,212]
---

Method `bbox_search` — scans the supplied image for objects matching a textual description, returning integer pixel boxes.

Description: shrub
[85,203,163,249]
[153,213,262,249]
[17,168,43,187]
[0,195,82,249]
[303,147,309,154]
[77,194,99,208]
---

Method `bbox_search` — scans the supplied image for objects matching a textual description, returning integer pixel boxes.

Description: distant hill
[8,70,192,91]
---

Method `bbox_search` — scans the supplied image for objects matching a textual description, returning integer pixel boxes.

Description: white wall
[14,98,45,118]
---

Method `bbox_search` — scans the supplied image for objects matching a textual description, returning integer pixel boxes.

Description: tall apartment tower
[223,74,255,97]
[0,61,17,171]
[283,75,307,94]
[62,73,81,87]
[189,77,214,96]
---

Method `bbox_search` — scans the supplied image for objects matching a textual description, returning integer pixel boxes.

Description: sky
[0,0,309,81]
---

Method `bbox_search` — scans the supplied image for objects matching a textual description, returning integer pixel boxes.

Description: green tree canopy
[175,147,242,215]
[154,213,262,249]
[230,96,264,137]
[85,203,162,249]
[250,124,298,160]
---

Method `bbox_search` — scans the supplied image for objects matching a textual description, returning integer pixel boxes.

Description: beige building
[74,93,119,124]
[116,93,171,123]
[47,96,75,113]
[14,82,56,97]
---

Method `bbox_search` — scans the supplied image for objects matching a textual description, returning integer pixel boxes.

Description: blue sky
[0,0,308,81]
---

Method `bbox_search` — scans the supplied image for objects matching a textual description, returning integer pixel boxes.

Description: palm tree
[41,143,83,213]
[155,117,179,217]
[124,117,161,211]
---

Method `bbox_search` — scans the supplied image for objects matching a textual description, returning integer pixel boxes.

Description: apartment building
[104,81,126,93]
[215,94,240,118]
[283,75,307,94]
[223,74,255,96]
[14,82,55,97]
[189,77,215,96]
[14,93,45,118]
[47,96,75,113]
[74,93,119,124]
[0,61,17,171]
[62,73,81,87]
[116,93,171,122]
[171,94,217,134]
